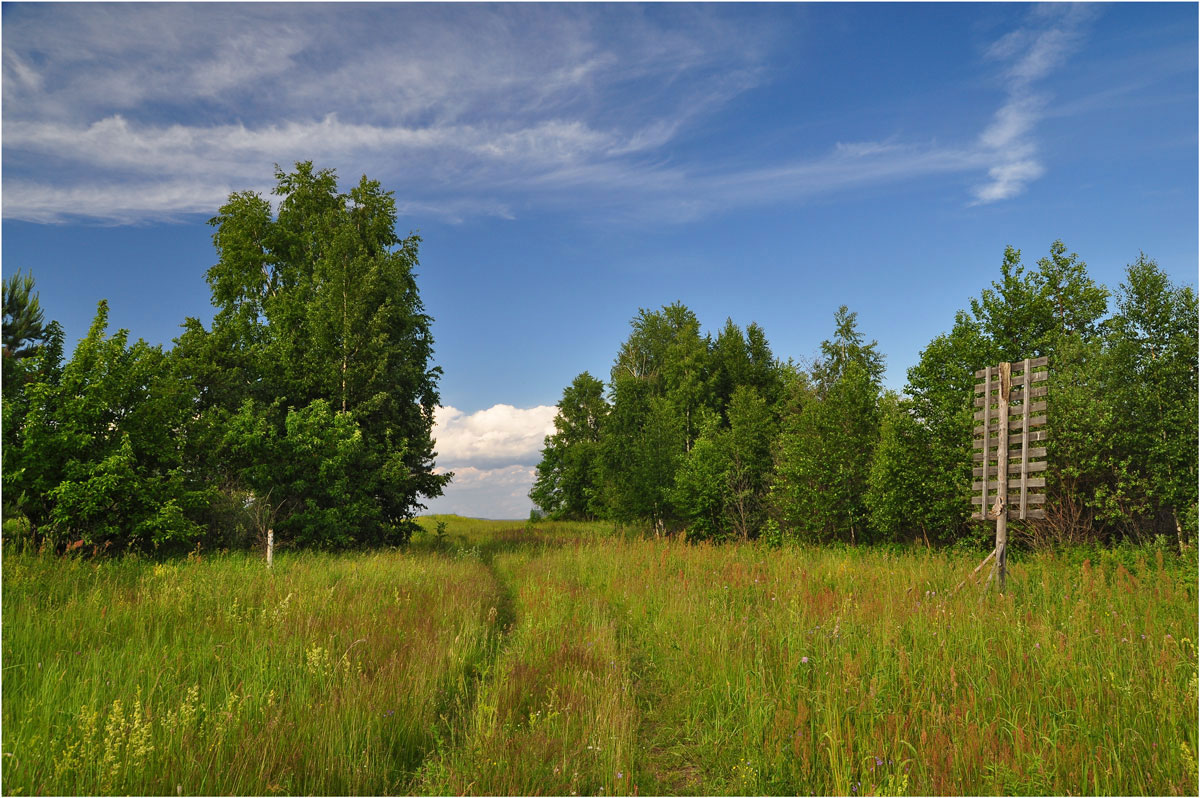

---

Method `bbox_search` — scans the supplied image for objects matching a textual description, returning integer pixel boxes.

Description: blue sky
[3,3,1196,519]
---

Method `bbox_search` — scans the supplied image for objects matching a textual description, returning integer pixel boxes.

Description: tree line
[2,163,449,554]
[531,241,1198,550]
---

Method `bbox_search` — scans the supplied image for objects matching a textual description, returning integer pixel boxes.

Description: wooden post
[1020,358,1031,520]
[982,367,991,513]
[995,362,1010,592]
[267,528,274,569]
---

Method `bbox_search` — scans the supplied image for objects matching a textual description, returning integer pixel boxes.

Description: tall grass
[3,517,1196,795]
[2,548,503,794]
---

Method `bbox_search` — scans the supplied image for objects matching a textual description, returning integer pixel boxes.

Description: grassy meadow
[3,516,1197,795]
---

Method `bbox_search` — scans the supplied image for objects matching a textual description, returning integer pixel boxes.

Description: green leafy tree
[723,385,776,539]
[711,319,785,420]
[773,309,882,544]
[612,302,712,452]
[598,374,684,531]
[174,162,449,547]
[672,409,728,540]
[530,372,609,519]
[898,313,992,544]
[6,302,204,551]
[1104,255,1198,547]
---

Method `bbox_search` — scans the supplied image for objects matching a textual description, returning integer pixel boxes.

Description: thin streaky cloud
[971,6,1093,204]
[2,5,1103,223]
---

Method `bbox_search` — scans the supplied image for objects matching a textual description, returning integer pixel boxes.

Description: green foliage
[897,241,1193,549]
[530,372,608,520]
[2,268,46,360]
[549,303,787,537]
[1102,255,1198,539]
[175,162,449,548]
[773,309,882,544]
[672,410,728,540]
[598,375,685,530]
[895,316,983,543]
[5,302,204,551]
[722,385,777,539]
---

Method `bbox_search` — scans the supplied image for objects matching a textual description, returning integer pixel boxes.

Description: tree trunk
[267,528,274,569]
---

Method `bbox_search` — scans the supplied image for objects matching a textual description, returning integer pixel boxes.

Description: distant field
[3,517,1196,795]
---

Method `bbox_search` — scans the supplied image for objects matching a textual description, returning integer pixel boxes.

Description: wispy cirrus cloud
[971,5,1094,204]
[2,4,772,223]
[2,4,1101,224]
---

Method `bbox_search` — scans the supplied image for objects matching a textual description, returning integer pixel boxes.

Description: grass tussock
[3,517,1196,795]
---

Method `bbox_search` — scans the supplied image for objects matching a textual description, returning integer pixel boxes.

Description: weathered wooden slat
[974,370,1048,393]
[973,446,1047,462]
[973,461,1048,477]
[973,400,1048,421]
[973,417,1048,436]
[973,384,1049,406]
[974,356,1048,378]
[971,508,1046,520]
[971,492,1047,505]
[973,477,1046,491]
[973,429,1049,448]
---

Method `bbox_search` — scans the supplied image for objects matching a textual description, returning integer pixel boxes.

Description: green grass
[4,518,1197,795]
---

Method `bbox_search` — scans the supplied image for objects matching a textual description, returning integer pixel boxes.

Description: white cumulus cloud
[433,403,557,469]
[428,403,559,518]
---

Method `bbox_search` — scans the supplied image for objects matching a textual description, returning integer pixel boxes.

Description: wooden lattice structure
[970,357,1049,590]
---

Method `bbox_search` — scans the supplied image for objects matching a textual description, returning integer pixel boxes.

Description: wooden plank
[974,356,1048,378]
[974,372,1047,393]
[971,492,1047,505]
[973,384,1048,406]
[973,477,1046,491]
[972,508,1046,520]
[973,400,1047,421]
[973,429,1048,447]
[974,446,1046,462]
[973,417,1048,436]
[973,461,1048,477]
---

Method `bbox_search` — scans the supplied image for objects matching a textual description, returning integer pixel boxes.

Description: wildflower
[801,656,809,664]
[1034,643,1040,649]
[617,772,624,779]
